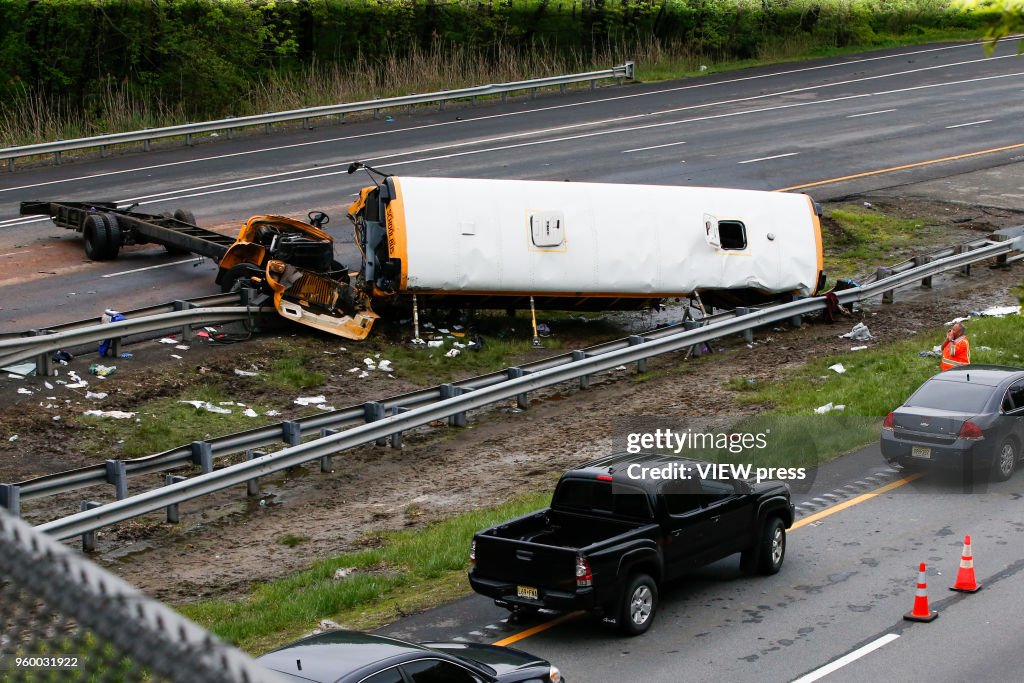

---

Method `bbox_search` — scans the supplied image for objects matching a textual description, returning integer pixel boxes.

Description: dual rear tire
[83,213,122,261]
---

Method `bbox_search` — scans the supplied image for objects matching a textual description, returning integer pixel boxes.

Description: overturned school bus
[344,172,824,336]
[21,174,824,341]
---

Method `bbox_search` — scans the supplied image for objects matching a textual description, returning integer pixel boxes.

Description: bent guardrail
[26,233,1023,540]
[0,64,634,169]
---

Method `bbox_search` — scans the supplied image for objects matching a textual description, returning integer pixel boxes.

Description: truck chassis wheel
[83,213,122,261]
[620,573,658,636]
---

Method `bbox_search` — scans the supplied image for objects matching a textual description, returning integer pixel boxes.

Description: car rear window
[553,479,652,519]
[905,380,993,412]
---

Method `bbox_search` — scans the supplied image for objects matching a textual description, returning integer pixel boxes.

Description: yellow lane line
[492,472,921,645]
[774,142,1024,192]
[790,472,921,530]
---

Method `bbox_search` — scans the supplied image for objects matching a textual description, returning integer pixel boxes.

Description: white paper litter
[83,409,136,419]
[358,371,369,379]
[170,354,183,360]
[348,367,360,373]
[445,348,461,358]
[179,400,232,414]
[175,345,190,350]
[438,328,450,334]
[850,345,868,351]
[44,381,53,390]
[839,323,873,341]
[453,342,466,349]
[427,340,443,348]
[377,360,393,372]
[615,365,628,371]
[316,404,336,411]
[16,388,33,395]
[65,381,89,389]
[8,435,16,442]
[294,395,327,406]
[158,338,178,344]
[265,410,281,417]
[828,363,846,374]
[977,345,993,351]
[234,368,259,377]
[244,408,258,418]
[363,358,375,366]
[814,403,846,414]
[980,305,1020,317]
[945,316,970,326]
[86,391,108,400]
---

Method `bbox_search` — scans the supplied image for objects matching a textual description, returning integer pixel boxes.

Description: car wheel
[619,573,657,636]
[991,439,1017,482]
[757,517,786,575]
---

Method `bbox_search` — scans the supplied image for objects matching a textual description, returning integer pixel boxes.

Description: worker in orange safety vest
[940,322,970,371]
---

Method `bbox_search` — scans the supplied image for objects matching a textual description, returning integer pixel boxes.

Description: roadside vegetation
[821,205,941,281]
[0,0,1001,147]
[180,491,551,653]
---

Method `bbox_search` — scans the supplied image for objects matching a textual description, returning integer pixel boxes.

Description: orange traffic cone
[904,562,938,622]
[950,534,981,593]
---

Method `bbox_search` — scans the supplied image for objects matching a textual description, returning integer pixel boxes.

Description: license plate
[912,446,931,459]
[516,585,539,600]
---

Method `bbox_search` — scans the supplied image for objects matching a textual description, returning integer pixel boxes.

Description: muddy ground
[1,195,1022,607]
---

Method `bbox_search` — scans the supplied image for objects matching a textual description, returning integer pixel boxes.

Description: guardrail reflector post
[0,484,21,517]
[390,406,409,448]
[628,336,647,373]
[281,420,302,447]
[363,402,387,445]
[915,255,933,288]
[319,428,338,472]
[245,450,264,496]
[80,501,102,551]
[876,267,895,304]
[104,460,128,500]
[572,350,591,389]
[164,475,187,523]
[736,308,754,343]
[506,367,529,409]
[190,441,213,474]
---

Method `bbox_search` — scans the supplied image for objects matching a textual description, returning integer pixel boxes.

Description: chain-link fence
[0,508,284,683]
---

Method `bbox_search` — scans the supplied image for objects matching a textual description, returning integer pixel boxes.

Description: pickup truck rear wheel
[620,573,657,636]
[756,517,786,575]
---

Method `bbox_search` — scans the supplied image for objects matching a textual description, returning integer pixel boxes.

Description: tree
[959,0,1024,53]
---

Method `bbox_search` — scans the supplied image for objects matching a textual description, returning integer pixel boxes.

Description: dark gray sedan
[256,629,562,683]
[881,366,1024,481]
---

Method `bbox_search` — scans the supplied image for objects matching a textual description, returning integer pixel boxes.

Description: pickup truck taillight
[882,412,895,431]
[959,421,984,440]
[470,540,476,567]
[576,555,592,587]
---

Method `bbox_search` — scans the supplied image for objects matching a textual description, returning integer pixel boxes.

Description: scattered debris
[98,309,126,357]
[8,435,17,442]
[16,388,33,395]
[2,362,37,377]
[179,400,232,414]
[358,371,369,378]
[119,352,134,359]
[977,345,993,351]
[828,363,846,374]
[85,391,108,400]
[170,354,183,360]
[445,348,461,358]
[839,323,873,341]
[83,409,136,419]
[158,338,178,344]
[979,305,1020,317]
[427,340,443,348]
[175,345,190,350]
[377,360,393,372]
[333,567,356,581]
[814,402,846,415]
[850,345,868,351]
[244,408,258,418]
[294,395,327,406]
[265,410,281,417]
[233,368,259,377]
[52,350,73,364]
[88,364,116,377]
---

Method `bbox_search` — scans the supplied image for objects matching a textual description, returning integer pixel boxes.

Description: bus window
[719,220,747,250]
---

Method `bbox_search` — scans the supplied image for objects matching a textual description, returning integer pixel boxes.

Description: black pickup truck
[469,452,795,635]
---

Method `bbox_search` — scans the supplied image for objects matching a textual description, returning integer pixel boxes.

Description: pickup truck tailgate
[474,535,578,592]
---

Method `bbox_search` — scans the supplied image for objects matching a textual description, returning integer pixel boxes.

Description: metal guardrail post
[173,299,195,340]
[245,450,264,496]
[318,428,337,472]
[191,441,213,474]
[362,402,387,446]
[36,350,53,377]
[80,501,102,551]
[0,484,20,517]
[790,296,804,328]
[164,475,187,523]
[683,320,703,357]
[735,308,754,343]
[572,350,590,389]
[628,336,647,373]
[915,255,934,288]
[876,267,895,303]
[281,421,302,447]
[390,406,409,448]
[956,244,972,276]
[105,460,128,500]
[440,385,470,427]
[507,367,528,409]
